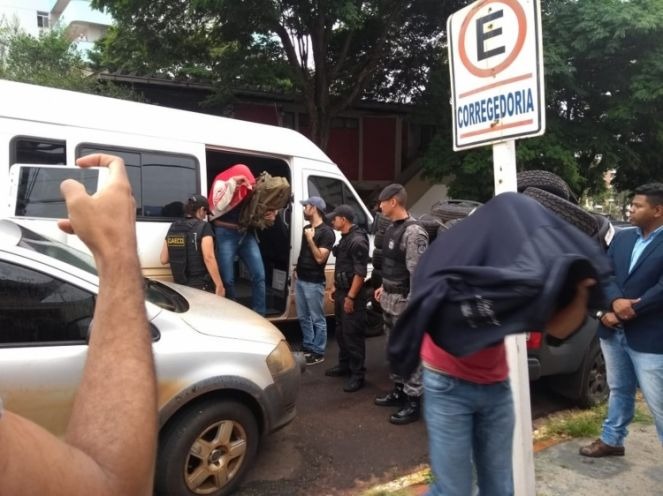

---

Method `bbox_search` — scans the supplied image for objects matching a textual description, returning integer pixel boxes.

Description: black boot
[389,396,421,425]
[374,384,405,407]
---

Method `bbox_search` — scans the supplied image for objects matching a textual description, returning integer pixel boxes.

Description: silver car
[0,219,301,496]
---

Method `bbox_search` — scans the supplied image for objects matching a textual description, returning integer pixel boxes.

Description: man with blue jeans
[209,164,274,316]
[294,196,335,365]
[581,183,663,457]
[215,225,268,315]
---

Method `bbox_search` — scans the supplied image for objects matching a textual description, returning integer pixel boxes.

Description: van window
[10,137,66,165]
[78,146,199,220]
[307,176,368,230]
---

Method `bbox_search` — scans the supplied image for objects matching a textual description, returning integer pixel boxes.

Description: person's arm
[304,227,331,265]
[201,235,225,297]
[630,272,663,317]
[160,239,169,265]
[545,278,596,339]
[404,225,428,297]
[0,153,157,496]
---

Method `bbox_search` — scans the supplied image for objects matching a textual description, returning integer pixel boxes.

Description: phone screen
[13,167,100,218]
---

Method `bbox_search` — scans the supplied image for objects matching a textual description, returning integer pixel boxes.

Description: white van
[0,79,374,321]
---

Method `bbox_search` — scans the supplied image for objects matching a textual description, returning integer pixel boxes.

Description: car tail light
[526,331,543,350]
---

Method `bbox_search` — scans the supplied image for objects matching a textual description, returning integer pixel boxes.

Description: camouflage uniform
[381,222,428,397]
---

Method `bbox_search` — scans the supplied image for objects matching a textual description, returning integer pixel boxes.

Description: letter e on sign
[447,0,545,150]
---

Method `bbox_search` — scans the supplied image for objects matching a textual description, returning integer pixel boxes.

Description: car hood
[160,281,285,344]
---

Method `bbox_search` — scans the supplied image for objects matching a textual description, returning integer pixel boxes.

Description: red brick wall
[363,117,396,181]
[234,103,280,125]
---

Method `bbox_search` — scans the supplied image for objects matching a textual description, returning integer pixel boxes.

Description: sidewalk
[535,423,662,495]
[365,423,661,495]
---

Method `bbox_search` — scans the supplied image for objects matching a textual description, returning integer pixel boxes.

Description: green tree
[0,22,138,99]
[92,0,464,149]
[419,0,663,199]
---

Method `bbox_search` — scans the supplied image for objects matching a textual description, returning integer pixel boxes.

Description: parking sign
[448,0,545,150]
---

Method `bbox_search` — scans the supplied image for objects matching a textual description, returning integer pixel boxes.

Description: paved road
[235,328,572,496]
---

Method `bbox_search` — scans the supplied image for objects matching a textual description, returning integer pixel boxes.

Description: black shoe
[389,396,421,425]
[374,385,405,407]
[305,353,325,366]
[325,365,350,377]
[343,376,365,393]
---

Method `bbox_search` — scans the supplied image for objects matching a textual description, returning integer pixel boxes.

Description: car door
[0,257,94,435]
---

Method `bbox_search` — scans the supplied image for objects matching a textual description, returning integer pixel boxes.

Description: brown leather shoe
[579,439,625,457]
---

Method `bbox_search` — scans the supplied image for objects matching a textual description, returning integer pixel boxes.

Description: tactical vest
[166,218,208,285]
[381,218,416,294]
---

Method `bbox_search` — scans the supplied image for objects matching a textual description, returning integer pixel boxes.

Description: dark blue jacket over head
[388,192,612,378]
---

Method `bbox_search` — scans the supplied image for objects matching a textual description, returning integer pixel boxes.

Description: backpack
[238,171,291,230]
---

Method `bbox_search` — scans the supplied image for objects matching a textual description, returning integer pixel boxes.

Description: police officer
[160,194,224,296]
[324,204,370,393]
[374,184,428,424]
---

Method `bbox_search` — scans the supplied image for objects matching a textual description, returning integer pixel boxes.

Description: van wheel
[155,399,259,496]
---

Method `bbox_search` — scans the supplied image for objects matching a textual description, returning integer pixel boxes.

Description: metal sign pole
[493,139,535,495]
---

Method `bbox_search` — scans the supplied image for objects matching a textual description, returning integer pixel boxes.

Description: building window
[37,11,49,29]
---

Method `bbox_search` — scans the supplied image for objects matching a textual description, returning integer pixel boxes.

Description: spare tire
[431,199,483,222]
[517,170,575,203]
[523,187,598,237]
[417,213,446,243]
[444,217,464,230]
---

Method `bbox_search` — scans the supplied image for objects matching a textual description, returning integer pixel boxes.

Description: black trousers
[334,288,367,378]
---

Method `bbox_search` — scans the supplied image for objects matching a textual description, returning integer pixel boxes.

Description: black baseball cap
[327,204,355,222]
[187,194,209,211]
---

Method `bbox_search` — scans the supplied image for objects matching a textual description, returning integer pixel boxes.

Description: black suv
[527,315,607,407]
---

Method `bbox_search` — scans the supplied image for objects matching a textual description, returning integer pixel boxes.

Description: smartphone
[8,164,108,219]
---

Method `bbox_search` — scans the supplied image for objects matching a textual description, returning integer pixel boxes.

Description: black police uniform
[165,218,215,292]
[332,225,370,382]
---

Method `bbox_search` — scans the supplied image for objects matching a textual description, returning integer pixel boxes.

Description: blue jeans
[295,279,327,355]
[600,329,663,447]
[214,226,266,315]
[423,368,514,496]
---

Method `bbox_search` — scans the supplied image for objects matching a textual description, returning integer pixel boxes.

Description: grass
[533,393,653,442]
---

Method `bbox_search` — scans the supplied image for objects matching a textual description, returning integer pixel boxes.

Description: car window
[0,261,95,346]
[16,223,97,276]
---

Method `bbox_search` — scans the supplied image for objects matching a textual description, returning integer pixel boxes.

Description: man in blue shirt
[581,183,663,457]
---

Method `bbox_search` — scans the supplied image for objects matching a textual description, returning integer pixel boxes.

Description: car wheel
[155,399,259,496]
[575,341,609,408]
